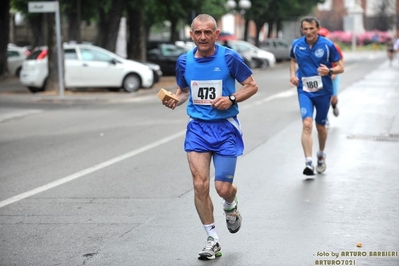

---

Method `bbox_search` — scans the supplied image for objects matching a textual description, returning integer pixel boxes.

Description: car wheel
[122,73,141,92]
[27,78,46,93]
[16,67,22,77]
[27,86,45,93]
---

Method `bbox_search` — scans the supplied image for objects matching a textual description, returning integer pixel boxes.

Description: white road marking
[0,108,43,123]
[0,130,185,208]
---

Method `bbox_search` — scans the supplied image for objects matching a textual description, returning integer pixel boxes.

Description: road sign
[28,2,57,13]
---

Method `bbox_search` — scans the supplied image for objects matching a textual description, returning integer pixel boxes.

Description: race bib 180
[302,75,323,93]
[191,80,223,105]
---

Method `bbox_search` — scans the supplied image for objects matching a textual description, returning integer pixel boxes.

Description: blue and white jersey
[290,35,341,97]
[176,44,252,120]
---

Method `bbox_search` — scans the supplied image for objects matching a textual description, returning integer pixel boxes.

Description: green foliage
[10,0,325,43]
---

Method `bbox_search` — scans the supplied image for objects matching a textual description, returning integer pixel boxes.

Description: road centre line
[0,130,185,208]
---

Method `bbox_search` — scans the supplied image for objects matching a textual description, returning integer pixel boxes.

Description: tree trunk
[96,0,124,52]
[127,6,146,61]
[0,0,10,78]
[66,0,82,43]
[45,11,64,93]
[254,18,267,47]
[267,20,274,38]
[169,18,179,43]
[244,19,250,42]
[28,14,47,48]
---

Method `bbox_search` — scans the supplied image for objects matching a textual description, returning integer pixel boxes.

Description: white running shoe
[333,105,339,117]
[224,198,242,234]
[198,236,222,260]
[316,155,327,173]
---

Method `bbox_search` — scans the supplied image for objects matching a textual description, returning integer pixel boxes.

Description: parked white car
[20,43,156,93]
[220,40,276,68]
[7,44,30,77]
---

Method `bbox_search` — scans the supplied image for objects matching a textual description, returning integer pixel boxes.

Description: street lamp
[225,0,251,40]
[238,0,251,13]
[225,0,236,10]
[225,0,251,14]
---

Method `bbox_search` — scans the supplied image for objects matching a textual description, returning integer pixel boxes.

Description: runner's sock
[203,223,219,242]
[223,199,236,210]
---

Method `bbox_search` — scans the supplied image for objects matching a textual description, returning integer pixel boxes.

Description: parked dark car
[217,40,276,69]
[217,40,257,69]
[146,43,188,76]
[259,38,291,62]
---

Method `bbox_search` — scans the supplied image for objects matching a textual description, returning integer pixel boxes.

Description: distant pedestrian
[162,14,258,260]
[386,38,395,66]
[372,31,379,51]
[289,16,344,176]
[393,37,399,63]
[394,37,399,52]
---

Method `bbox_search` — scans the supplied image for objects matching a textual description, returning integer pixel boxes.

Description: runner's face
[301,21,319,44]
[190,20,220,57]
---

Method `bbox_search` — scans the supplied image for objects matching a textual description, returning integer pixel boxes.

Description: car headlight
[145,62,161,71]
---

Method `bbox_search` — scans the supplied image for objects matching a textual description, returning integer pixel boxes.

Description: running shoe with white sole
[332,105,339,117]
[316,155,327,173]
[303,162,315,176]
[224,198,242,234]
[198,236,222,260]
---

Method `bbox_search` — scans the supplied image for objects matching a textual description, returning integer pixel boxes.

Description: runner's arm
[290,58,299,86]
[330,59,344,75]
[163,86,189,110]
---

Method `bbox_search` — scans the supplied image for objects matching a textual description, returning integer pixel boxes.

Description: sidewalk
[0,76,177,104]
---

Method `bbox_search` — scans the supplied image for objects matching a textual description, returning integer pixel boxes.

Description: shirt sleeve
[175,54,188,89]
[334,43,343,59]
[224,49,253,83]
[329,42,341,63]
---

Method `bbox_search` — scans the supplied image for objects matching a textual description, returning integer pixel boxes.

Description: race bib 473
[191,80,223,105]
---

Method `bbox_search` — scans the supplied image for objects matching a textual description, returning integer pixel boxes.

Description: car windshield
[160,44,186,56]
[80,48,113,62]
[64,48,78,60]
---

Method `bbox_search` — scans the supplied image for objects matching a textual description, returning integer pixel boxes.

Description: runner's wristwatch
[329,68,333,75]
[229,95,237,105]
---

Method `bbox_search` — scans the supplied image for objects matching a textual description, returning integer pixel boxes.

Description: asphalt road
[0,51,398,266]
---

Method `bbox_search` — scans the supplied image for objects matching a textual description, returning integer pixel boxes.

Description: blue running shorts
[185,117,244,183]
[298,93,331,125]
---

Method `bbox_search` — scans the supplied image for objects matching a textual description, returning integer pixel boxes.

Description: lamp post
[225,0,251,39]
[225,0,251,13]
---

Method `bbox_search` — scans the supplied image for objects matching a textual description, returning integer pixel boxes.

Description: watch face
[230,95,236,101]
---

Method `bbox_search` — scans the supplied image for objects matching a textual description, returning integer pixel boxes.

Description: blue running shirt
[176,44,252,120]
[290,35,341,97]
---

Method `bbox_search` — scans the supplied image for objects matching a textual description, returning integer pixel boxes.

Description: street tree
[372,0,395,31]
[126,0,147,61]
[0,0,10,78]
[95,0,125,52]
[245,0,325,46]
